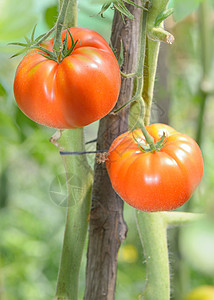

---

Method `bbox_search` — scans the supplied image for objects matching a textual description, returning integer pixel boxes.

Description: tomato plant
[13,27,121,129]
[106,123,204,212]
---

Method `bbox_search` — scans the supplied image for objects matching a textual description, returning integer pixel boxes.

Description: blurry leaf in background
[180,218,214,275]
[0,81,7,97]
[0,0,37,41]
[15,109,40,142]
[0,111,20,144]
[78,0,113,41]
[44,5,58,29]
[169,0,203,22]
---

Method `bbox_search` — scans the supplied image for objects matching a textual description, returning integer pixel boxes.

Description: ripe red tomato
[13,27,121,128]
[106,124,204,212]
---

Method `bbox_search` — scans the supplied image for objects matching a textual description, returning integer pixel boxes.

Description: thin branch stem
[161,212,204,226]
[35,26,57,45]
[143,38,160,125]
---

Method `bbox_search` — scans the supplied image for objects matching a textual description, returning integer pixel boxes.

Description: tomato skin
[13,27,121,129]
[106,124,204,212]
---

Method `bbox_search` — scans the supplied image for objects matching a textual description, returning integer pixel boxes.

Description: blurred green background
[0,0,214,299]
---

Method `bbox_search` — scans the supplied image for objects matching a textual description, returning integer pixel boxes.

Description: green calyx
[37,29,80,63]
[9,26,79,64]
[133,131,167,153]
[9,24,56,59]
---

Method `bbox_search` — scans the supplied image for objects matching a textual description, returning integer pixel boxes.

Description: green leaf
[96,2,112,17]
[0,112,19,143]
[0,82,7,97]
[169,0,204,22]
[118,40,124,68]
[0,0,37,42]
[155,8,174,26]
[114,0,134,20]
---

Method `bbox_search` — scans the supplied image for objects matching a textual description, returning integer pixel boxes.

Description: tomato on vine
[106,124,204,212]
[13,27,121,129]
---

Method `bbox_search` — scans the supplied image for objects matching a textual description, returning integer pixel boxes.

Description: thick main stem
[136,211,170,300]
[84,2,142,299]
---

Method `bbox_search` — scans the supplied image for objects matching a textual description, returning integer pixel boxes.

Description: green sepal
[155,8,174,27]
[9,24,55,59]
[132,130,167,153]
[10,49,27,59]
[31,24,37,41]
[24,35,30,43]
[8,42,28,47]
[35,46,54,57]
[37,52,58,63]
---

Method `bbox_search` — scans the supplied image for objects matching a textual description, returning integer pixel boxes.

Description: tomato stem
[53,130,93,300]
[143,0,174,125]
[129,1,157,148]
[133,2,176,300]
[53,1,92,300]
[140,126,155,150]
[53,0,70,56]
[136,211,203,300]
[136,211,170,300]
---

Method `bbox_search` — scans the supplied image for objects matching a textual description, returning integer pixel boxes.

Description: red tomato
[106,124,204,212]
[13,27,121,128]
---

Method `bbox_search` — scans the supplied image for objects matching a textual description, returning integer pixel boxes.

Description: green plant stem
[129,0,157,149]
[129,1,148,129]
[143,39,160,125]
[136,211,170,300]
[133,1,176,300]
[136,210,203,300]
[53,0,70,55]
[143,0,174,125]
[65,0,78,28]
[196,0,211,145]
[160,212,204,226]
[35,26,57,45]
[53,1,92,300]
[54,129,93,300]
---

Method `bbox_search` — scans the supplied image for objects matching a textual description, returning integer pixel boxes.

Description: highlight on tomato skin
[13,27,121,129]
[106,123,204,212]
